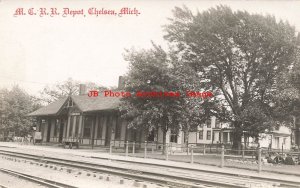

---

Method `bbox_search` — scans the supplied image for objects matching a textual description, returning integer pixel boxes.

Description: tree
[0,86,41,137]
[164,5,299,149]
[39,78,80,104]
[39,78,108,104]
[120,44,207,153]
[169,51,220,145]
[274,53,300,147]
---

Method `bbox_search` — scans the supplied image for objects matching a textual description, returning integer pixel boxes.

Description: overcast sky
[1,0,300,96]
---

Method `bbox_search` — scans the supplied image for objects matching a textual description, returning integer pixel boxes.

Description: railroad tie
[133,180,141,187]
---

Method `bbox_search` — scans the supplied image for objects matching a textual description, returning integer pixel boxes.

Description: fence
[8,137,300,172]
[107,142,300,173]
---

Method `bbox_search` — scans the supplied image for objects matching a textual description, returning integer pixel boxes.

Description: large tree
[164,5,299,149]
[120,44,209,153]
[274,53,300,147]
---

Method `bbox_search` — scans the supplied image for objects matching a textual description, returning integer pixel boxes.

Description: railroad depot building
[28,87,135,147]
[28,84,174,148]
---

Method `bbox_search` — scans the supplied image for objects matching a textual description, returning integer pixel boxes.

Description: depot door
[46,120,51,142]
[59,120,64,143]
[105,115,112,146]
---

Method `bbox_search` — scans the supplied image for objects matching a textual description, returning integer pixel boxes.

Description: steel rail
[89,155,300,187]
[0,149,299,187]
[0,168,78,188]
[0,150,245,188]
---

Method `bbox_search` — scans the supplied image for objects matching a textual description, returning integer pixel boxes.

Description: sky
[1,0,300,96]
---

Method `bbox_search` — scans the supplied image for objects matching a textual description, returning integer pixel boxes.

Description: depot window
[83,117,92,138]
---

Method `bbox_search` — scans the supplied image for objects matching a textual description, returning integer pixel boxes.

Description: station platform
[0,142,299,184]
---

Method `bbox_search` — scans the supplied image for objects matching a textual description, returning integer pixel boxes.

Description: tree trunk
[184,129,189,154]
[232,121,242,154]
[243,134,248,149]
[162,129,167,155]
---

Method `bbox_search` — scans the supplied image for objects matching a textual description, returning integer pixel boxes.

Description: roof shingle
[28,97,68,116]
[28,95,121,116]
[71,95,120,112]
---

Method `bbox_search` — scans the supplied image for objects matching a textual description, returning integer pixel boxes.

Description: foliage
[164,5,299,147]
[39,78,80,104]
[39,78,108,104]
[120,44,211,150]
[0,85,41,137]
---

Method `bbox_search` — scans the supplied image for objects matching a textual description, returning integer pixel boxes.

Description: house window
[207,131,211,140]
[147,129,155,142]
[206,119,211,128]
[283,138,287,145]
[170,134,178,143]
[215,119,220,128]
[199,130,203,140]
[169,130,178,143]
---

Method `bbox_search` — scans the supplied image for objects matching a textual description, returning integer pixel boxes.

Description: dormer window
[67,99,73,107]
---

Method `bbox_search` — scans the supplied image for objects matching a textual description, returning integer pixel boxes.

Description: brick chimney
[118,76,125,90]
[79,84,87,95]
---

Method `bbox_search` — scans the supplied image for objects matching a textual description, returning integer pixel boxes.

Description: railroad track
[0,149,299,188]
[0,168,78,188]
[90,155,300,187]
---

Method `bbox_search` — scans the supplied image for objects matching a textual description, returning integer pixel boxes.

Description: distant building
[187,116,233,145]
[293,115,300,149]
[186,116,292,150]
[249,126,291,150]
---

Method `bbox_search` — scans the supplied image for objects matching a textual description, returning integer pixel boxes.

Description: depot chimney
[79,84,87,95]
